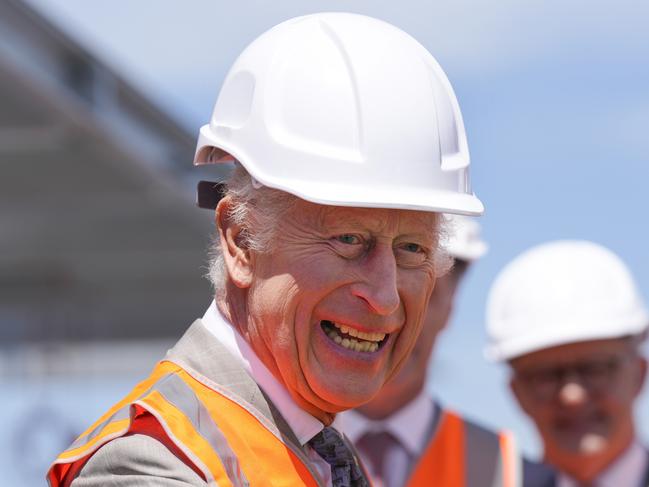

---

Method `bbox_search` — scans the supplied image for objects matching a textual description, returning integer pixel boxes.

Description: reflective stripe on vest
[406,409,520,487]
[48,360,322,487]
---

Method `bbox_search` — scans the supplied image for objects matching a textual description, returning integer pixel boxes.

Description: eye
[336,234,362,245]
[331,234,366,259]
[395,242,428,266]
[401,242,422,253]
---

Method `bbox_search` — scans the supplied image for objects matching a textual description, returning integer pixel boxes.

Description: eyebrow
[319,213,385,233]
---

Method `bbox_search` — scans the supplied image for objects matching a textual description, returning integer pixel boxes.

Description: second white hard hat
[194,12,483,216]
[486,240,649,361]
[441,214,488,262]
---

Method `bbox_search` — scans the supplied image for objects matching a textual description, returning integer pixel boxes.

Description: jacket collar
[164,319,303,449]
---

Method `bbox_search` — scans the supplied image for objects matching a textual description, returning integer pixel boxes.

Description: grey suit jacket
[69,319,326,486]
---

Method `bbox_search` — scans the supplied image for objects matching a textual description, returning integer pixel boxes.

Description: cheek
[423,296,452,338]
[512,386,547,422]
[401,271,435,325]
[528,407,557,435]
[411,321,441,361]
[392,307,427,363]
[603,388,635,415]
[292,248,354,285]
[403,269,434,318]
[248,276,302,348]
[272,331,294,362]
[264,250,360,344]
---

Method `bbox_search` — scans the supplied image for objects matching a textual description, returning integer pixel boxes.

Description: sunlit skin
[356,262,467,419]
[216,196,441,425]
[509,338,647,484]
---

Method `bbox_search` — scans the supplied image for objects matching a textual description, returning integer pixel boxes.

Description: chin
[552,432,609,457]
[314,380,383,412]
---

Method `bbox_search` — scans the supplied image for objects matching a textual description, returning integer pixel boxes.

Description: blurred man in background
[487,240,649,487]
[343,216,522,487]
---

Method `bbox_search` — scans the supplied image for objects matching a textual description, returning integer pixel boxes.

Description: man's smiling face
[242,199,440,421]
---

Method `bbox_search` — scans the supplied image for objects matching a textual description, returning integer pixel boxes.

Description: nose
[558,380,588,406]
[351,243,401,316]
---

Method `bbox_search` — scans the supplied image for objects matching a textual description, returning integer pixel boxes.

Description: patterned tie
[308,427,370,487]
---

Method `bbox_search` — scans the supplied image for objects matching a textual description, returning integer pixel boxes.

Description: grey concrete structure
[0,0,226,344]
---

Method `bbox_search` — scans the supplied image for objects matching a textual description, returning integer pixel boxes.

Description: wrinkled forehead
[308,202,440,238]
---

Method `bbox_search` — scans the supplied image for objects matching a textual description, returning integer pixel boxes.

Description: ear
[215,196,253,288]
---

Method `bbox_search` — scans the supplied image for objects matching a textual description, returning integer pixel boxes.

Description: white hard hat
[485,240,649,361]
[194,12,483,216]
[441,214,488,262]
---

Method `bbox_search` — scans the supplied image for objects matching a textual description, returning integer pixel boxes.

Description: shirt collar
[201,300,338,446]
[557,439,648,487]
[340,389,434,456]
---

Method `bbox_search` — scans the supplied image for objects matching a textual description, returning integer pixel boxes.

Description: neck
[216,285,249,336]
[356,380,425,420]
[296,399,336,426]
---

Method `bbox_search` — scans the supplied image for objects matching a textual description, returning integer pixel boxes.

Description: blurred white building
[0,1,224,483]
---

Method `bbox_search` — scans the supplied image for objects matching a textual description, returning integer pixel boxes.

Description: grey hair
[207,163,297,297]
[434,226,453,277]
[206,164,452,295]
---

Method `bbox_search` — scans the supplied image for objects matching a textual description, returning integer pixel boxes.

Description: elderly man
[486,240,649,487]
[47,12,483,487]
[343,216,521,487]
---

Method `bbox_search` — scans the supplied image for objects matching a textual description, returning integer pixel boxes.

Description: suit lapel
[163,319,304,449]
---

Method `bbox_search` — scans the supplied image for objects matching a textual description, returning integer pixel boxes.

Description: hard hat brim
[195,149,484,216]
[271,178,485,216]
[195,177,484,216]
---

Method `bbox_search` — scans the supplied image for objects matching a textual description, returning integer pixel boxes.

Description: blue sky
[26,0,649,457]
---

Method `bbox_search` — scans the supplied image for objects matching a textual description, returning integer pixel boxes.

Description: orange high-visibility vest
[407,409,520,487]
[47,360,323,487]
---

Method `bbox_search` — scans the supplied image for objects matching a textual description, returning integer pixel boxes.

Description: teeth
[325,325,381,353]
[330,322,386,343]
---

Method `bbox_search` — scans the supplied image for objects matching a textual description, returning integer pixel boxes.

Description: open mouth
[321,320,388,353]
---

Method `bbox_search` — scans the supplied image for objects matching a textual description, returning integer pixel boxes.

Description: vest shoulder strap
[406,408,520,487]
[48,361,322,487]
